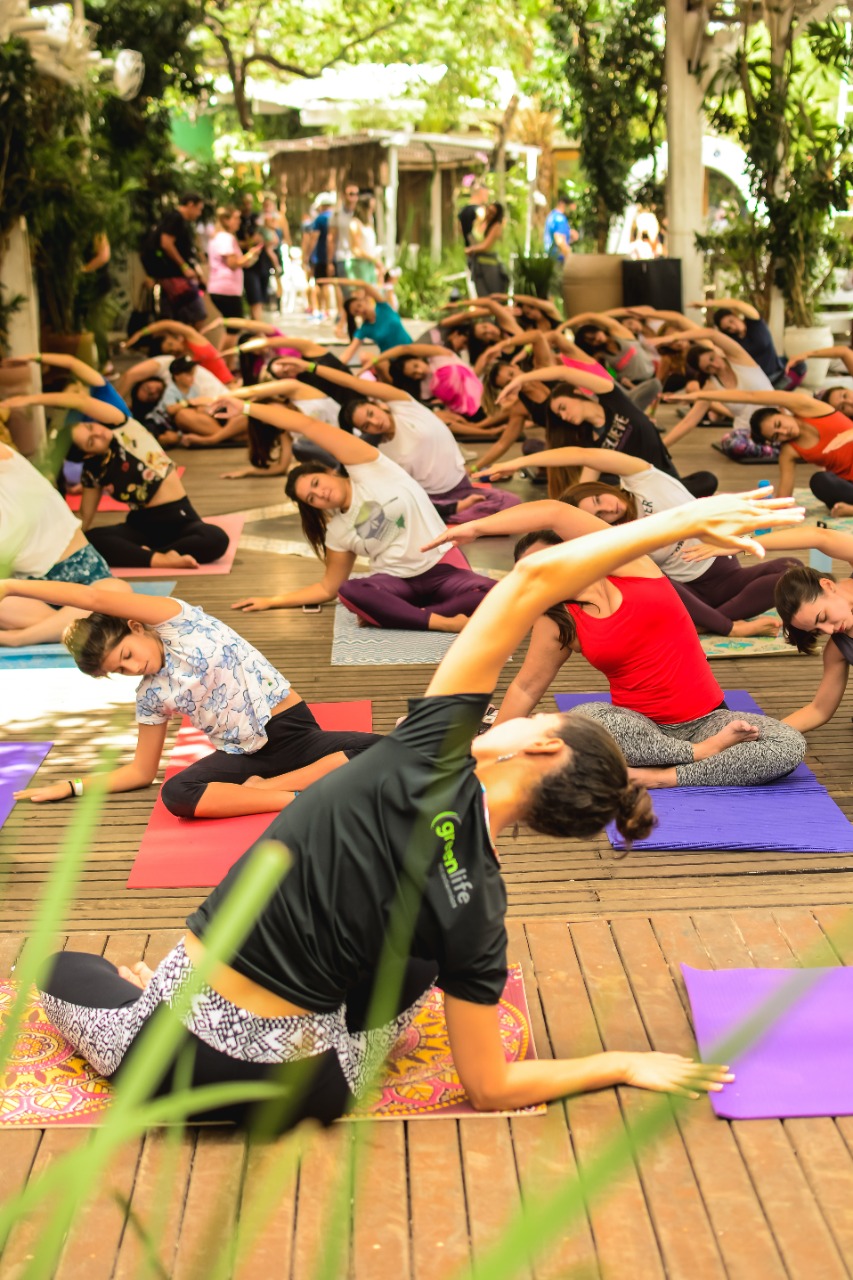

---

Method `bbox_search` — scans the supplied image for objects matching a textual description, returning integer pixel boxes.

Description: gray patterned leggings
[571,702,806,787]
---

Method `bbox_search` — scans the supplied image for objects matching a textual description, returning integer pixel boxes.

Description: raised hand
[690,488,804,557]
[621,1051,734,1099]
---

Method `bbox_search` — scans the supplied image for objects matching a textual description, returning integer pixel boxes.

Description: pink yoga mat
[65,468,186,512]
[111,513,244,578]
[127,701,373,889]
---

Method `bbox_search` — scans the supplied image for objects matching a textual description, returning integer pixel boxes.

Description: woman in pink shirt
[207,207,263,320]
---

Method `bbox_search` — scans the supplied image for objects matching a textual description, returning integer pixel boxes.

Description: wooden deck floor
[3,410,853,1276]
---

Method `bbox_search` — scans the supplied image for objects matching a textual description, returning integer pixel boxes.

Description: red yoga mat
[127,701,373,889]
[66,468,186,512]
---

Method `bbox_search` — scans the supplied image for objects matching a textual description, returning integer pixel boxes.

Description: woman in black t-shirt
[497,364,718,500]
[31,496,791,1128]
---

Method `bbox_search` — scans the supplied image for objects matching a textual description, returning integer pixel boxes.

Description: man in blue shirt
[544,194,577,264]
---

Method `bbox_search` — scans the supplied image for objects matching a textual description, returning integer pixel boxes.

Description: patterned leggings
[571,702,806,786]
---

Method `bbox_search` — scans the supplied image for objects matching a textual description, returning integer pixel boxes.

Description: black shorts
[209,293,244,319]
[244,270,270,307]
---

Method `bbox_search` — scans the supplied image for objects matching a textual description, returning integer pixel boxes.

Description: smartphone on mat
[302,604,322,613]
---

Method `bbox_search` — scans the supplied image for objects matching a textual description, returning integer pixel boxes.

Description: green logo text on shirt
[431,810,473,907]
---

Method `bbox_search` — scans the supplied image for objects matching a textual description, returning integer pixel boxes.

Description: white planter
[783,325,834,390]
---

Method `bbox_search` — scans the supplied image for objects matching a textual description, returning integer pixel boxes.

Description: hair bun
[614,781,657,846]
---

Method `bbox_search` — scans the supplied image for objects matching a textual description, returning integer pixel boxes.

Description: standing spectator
[351,191,385,284]
[207,207,263,321]
[75,232,113,371]
[458,179,489,247]
[145,193,207,327]
[627,229,656,261]
[303,194,336,321]
[544,193,577,266]
[238,193,271,320]
[466,203,509,297]
[329,180,361,336]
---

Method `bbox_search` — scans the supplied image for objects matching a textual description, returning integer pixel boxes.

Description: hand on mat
[421,525,477,553]
[689,489,804,557]
[13,782,74,803]
[117,961,154,991]
[232,596,277,612]
[621,1052,734,1099]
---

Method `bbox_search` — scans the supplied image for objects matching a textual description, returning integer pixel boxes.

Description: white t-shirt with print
[324,454,449,578]
[291,396,340,428]
[151,357,228,399]
[2,447,81,577]
[378,398,467,497]
[620,466,711,584]
[134,601,291,754]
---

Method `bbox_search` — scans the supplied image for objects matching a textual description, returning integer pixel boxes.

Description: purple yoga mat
[0,742,53,828]
[682,964,853,1118]
[554,689,853,852]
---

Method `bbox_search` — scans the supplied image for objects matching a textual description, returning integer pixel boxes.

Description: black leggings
[42,950,438,1132]
[810,470,853,510]
[86,499,230,568]
[161,699,382,817]
[671,555,801,635]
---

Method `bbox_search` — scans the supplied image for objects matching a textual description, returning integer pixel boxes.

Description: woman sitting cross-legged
[6,581,380,817]
[230,403,496,632]
[422,497,807,788]
[33,492,794,1129]
[282,356,522,523]
[3,391,229,570]
[477,446,799,638]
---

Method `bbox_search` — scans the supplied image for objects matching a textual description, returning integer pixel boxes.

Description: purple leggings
[433,477,522,525]
[672,555,800,635]
[338,554,495,631]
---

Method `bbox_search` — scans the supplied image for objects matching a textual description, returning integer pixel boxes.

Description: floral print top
[134,601,291,754]
[81,420,175,509]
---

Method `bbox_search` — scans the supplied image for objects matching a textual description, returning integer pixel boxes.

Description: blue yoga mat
[554,689,853,852]
[0,581,177,669]
[0,742,52,827]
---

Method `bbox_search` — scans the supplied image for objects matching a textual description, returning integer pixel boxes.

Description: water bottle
[755,479,772,536]
[810,520,834,573]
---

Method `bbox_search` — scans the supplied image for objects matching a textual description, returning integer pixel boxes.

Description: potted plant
[695,16,853,379]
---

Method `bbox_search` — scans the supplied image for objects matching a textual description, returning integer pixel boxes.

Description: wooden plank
[289,1125,352,1278]
[352,1122,411,1280]
[170,1129,246,1280]
[232,1135,299,1280]
[571,919,726,1280]
[460,1120,530,1277]
[525,920,664,1279]
[112,1130,196,1280]
[54,1139,144,1280]
[408,1122,471,1280]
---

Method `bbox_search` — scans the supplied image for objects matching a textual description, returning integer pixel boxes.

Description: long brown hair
[774,563,833,655]
[284,463,335,559]
[561,480,638,525]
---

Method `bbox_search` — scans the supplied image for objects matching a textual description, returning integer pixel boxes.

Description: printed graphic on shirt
[598,415,633,451]
[432,810,474,909]
[353,499,405,552]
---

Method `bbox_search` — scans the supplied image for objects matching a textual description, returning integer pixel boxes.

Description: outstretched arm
[788,345,853,375]
[496,363,613,404]
[425,489,805,698]
[244,402,378,466]
[0,579,181,627]
[565,311,634,340]
[6,352,105,387]
[232,549,356,612]
[215,379,324,402]
[14,720,170,805]
[697,298,761,320]
[783,640,850,732]
[477,447,650,481]
[664,386,828,415]
[0,392,126,425]
[318,278,385,303]
[126,319,197,347]
[367,343,450,365]
[286,357,409,403]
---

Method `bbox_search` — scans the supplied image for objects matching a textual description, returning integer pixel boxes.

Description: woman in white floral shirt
[5,583,380,818]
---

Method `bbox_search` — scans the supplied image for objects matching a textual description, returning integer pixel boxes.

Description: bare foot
[830,502,853,518]
[694,719,760,761]
[456,493,487,513]
[628,766,678,789]
[148,547,198,568]
[729,616,781,638]
[118,961,154,990]
[428,613,469,633]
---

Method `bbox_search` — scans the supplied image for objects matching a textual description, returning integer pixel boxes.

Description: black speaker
[622,259,683,312]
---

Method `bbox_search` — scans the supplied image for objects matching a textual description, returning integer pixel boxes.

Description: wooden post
[430,166,442,261]
[385,144,399,267]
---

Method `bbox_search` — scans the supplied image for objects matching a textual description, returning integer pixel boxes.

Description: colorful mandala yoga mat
[0,965,543,1127]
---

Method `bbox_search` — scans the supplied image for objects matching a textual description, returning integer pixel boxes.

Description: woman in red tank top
[434,499,807,789]
[665,385,853,516]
